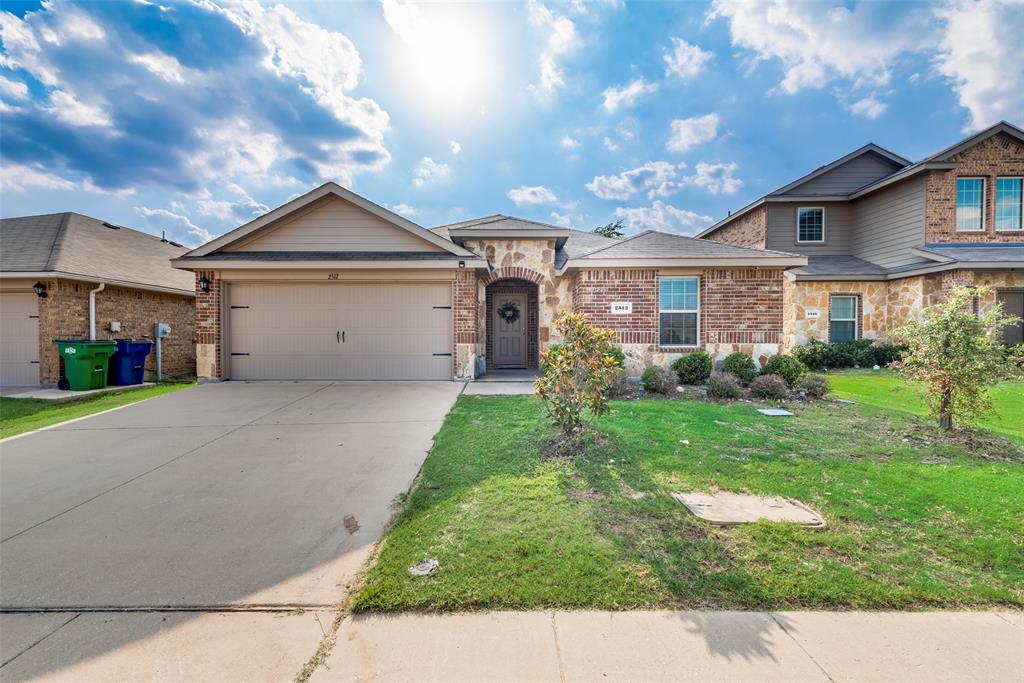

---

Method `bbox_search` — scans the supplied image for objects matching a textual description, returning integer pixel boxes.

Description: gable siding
[851,175,926,267]
[766,202,853,255]
[225,196,445,252]
[783,154,900,196]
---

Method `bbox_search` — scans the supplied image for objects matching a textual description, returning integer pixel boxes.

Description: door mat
[671,491,826,528]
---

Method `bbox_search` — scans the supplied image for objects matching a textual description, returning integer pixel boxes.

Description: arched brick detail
[482,266,546,286]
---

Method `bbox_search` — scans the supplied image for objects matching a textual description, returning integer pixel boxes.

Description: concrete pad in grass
[672,491,826,527]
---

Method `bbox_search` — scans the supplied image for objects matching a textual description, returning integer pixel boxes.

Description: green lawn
[356,395,1024,612]
[828,370,1024,444]
[0,383,193,439]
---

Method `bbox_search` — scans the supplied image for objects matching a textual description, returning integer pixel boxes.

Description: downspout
[89,282,106,340]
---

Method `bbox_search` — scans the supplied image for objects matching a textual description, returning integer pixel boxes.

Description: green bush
[641,364,677,395]
[671,351,713,385]
[722,352,757,385]
[751,374,788,400]
[707,371,741,399]
[792,338,906,370]
[761,354,806,387]
[797,374,830,398]
[608,345,626,369]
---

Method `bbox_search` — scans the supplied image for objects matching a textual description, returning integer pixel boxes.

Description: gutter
[170,258,490,270]
[89,282,105,340]
[557,255,807,277]
[789,260,1023,282]
[0,271,195,297]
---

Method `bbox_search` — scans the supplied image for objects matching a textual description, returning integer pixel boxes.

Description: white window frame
[795,207,826,243]
[828,295,858,343]
[994,176,1023,232]
[658,276,700,348]
[955,177,986,232]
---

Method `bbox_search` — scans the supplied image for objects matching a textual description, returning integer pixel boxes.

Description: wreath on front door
[497,301,521,324]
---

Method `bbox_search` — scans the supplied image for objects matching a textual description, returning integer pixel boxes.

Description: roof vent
[160,230,168,243]
[168,240,183,247]
[102,222,122,230]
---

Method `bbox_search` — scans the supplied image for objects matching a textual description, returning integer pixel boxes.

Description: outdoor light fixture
[198,275,211,293]
[32,281,47,298]
[458,260,466,269]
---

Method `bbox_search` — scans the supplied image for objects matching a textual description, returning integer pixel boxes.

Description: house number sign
[610,302,633,314]
[805,309,821,320]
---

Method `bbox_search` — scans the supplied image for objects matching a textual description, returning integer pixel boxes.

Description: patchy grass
[0,383,193,439]
[828,369,1024,444]
[355,395,1024,612]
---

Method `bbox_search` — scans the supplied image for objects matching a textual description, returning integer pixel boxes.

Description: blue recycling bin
[108,339,153,385]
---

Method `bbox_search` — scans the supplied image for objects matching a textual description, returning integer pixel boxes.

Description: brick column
[194,271,221,380]
[452,270,478,378]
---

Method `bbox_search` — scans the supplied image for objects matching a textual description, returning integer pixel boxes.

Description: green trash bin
[54,340,117,391]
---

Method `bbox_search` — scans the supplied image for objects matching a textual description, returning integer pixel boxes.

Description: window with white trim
[995,177,1023,231]
[797,207,824,242]
[659,277,698,346]
[829,295,858,343]
[956,178,985,231]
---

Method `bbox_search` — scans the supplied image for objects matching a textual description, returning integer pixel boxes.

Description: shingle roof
[185,251,463,261]
[920,245,1024,264]
[0,212,193,293]
[789,255,891,277]
[575,230,801,260]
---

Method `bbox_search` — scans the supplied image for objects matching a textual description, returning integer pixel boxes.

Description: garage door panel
[228,283,452,381]
[1,293,40,386]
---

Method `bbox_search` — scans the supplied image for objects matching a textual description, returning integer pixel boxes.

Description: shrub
[641,364,677,395]
[761,354,806,387]
[893,285,1021,431]
[671,351,713,385]
[793,338,906,370]
[608,345,626,369]
[751,374,788,400]
[722,352,757,385]
[534,312,619,434]
[797,374,830,398]
[707,371,741,399]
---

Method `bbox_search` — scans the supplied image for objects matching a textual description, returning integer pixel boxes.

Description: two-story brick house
[699,121,1024,349]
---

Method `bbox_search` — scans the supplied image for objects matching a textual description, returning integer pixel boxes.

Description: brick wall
[452,270,478,375]
[703,205,768,249]
[573,269,658,345]
[702,268,784,345]
[926,132,1024,243]
[38,278,195,385]
[194,271,221,379]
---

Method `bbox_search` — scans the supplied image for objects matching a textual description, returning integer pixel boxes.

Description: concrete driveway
[0,381,462,681]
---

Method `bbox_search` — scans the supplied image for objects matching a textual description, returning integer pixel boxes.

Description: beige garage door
[1,292,40,386]
[228,282,452,380]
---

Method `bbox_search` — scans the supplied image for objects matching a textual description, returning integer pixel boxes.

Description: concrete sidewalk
[313,610,1023,682]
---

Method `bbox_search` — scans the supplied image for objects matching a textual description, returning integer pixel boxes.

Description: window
[659,277,698,346]
[829,295,858,343]
[797,207,824,242]
[956,178,985,231]
[995,177,1023,231]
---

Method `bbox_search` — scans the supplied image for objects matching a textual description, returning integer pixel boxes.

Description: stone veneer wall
[925,133,1024,243]
[702,205,768,249]
[37,277,195,385]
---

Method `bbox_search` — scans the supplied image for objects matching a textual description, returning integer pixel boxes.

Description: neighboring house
[171,183,805,381]
[699,120,1024,349]
[0,213,196,387]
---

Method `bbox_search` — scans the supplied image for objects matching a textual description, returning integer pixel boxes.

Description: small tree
[534,312,619,434]
[893,285,1021,431]
[592,219,625,238]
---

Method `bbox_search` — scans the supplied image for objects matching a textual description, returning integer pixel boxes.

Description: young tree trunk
[939,386,953,430]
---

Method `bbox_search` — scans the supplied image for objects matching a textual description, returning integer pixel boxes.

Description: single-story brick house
[0,213,195,387]
[172,183,806,381]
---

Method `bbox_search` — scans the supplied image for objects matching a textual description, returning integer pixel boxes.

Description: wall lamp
[32,281,47,298]
[458,260,466,269]
[198,275,211,293]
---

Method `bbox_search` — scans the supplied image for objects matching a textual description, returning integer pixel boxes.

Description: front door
[997,290,1023,344]
[493,293,528,367]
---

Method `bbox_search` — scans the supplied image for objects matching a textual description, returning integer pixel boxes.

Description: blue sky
[1,0,1022,246]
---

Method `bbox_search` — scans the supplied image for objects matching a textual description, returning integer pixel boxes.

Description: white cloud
[586,161,682,200]
[195,189,269,223]
[613,201,714,235]
[549,210,582,227]
[0,163,77,192]
[389,203,420,218]
[507,185,559,205]
[133,206,214,246]
[664,37,713,80]
[191,121,280,180]
[935,0,1024,132]
[45,89,113,128]
[450,140,462,155]
[560,135,581,150]
[412,156,453,187]
[602,78,658,113]
[681,162,743,195]
[667,113,719,152]
[602,137,620,152]
[127,51,186,85]
[850,95,887,120]
[0,75,29,99]
[528,1,579,95]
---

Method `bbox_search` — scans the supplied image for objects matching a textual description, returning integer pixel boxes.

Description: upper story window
[956,177,985,231]
[995,177,1023,231]
[659,277,698,347]
[796,207,824,243]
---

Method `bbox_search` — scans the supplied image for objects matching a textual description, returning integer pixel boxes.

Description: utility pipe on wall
[89,282,106,340]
